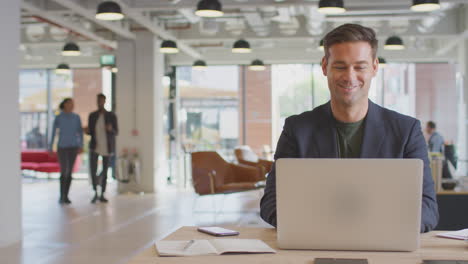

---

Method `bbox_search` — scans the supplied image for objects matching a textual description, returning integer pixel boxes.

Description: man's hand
[78,148,83,154]
[84,127,89,134]
[106,124,113,132]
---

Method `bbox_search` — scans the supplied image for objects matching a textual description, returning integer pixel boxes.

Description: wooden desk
[128,226,468,264]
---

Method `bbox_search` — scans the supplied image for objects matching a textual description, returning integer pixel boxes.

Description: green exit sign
[100,54,115,66]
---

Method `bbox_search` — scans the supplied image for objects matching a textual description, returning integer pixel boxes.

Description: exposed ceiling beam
[436,30,468,56]
[49,0,136,39]
[21,1,117,49]
[113,0,201,59]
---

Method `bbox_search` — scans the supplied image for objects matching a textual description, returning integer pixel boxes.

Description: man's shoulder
[372,102,418,128]
[285,103,329,125]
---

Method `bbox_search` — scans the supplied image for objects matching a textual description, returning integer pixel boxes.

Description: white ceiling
[20,0,468,68]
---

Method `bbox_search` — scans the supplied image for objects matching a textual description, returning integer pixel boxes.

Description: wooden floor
[0,178,270,264]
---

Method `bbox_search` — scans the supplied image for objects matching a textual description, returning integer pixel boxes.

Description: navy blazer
[260,100,439,233]
[87,110,118,155]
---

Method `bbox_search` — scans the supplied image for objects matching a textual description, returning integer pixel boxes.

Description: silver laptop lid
[276,159,423,251]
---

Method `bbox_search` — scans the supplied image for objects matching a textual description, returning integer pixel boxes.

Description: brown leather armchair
[234,146,273,178]
[191,151,264,195]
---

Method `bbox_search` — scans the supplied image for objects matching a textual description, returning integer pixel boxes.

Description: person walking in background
[87,94,118,203]
[426,121,444,153]
[49,98,83,204]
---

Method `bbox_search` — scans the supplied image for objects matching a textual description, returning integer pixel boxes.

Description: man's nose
[341,68,358,84]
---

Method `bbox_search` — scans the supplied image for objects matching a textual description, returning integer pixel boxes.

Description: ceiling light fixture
[411,0,441,12]
[160,40,179,54]
[195,0,224,18]
[319,39,324,51]
[232,39,251,53]
[62,42,81,56]
[249,59,266,71]
[384,36,405,50]
[193,60,207,70]
[378,57,387,68]
[318,0,346,14]
[96,1,124,21]
[55,63,71,74]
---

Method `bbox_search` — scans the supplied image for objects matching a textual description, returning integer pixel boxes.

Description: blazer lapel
[360,100,386,158]
[314,102,339,158]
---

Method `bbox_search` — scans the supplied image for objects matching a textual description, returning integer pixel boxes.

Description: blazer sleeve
[260,117,299,227]
[112,112,118,135]
[405,120,439,232]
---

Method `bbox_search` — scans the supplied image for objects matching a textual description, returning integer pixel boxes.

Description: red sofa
[21,150,81,173]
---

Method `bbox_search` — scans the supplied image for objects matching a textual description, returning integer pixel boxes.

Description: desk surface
[128,226,468,264]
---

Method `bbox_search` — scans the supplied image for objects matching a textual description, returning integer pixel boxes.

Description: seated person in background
[260,23,439,233]
[426,121,444,153]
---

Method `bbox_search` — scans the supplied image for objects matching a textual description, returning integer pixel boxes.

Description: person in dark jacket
[49,98,83,204]
[260,23,439,233]
[86,94,118,203]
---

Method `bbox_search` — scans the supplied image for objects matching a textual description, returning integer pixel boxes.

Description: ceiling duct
[225,19,246,36]
[304,6,325,36]
[417,12,445,33]
[388,19,410,34]
[278,17,300,36]
[25,24,46,42]
[242,7,270,37]
[199,18,219,36]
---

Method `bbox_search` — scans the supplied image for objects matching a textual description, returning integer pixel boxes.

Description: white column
[115,32,166,193]
[0,0,21,247]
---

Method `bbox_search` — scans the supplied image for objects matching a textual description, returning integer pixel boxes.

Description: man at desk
[260,23,439,233]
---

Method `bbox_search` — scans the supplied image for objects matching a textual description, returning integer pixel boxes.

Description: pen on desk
[183,239,195,251]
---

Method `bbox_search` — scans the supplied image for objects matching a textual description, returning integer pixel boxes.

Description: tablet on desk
[197,227,239,236]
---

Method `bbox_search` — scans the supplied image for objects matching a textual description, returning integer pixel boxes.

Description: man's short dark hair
[427,121,436,129]
[97,93,106,100]
[323,23,378,60]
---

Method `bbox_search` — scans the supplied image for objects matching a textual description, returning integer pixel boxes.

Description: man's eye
[334,67,346,70]
[355,67,367,70]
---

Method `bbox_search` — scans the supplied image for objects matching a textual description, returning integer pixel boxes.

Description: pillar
[115,31,166,193]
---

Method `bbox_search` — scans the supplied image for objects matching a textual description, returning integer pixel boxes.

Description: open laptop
[276,159,423,251]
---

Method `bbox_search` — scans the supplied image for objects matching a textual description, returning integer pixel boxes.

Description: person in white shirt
[86,94,118,203]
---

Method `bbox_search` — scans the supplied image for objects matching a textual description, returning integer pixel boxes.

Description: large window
[176,66,240,157]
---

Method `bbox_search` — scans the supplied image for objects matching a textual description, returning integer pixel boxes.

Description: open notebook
[155,239,276,257]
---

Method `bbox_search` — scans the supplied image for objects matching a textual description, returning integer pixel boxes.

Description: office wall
[0,0,21,247]
[239,66,273,156]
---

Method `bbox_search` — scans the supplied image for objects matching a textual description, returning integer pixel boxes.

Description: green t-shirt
[335,117,366,158]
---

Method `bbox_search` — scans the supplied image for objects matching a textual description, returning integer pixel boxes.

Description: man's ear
[372,57,379,76]
[321,56,328,76]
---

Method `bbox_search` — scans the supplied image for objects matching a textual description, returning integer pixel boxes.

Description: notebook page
[209,239,276,254]
[436,229,468,240]
[155,240,218,256]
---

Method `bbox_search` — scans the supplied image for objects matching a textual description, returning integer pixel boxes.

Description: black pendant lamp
[195,0,224,18]
[232,39,251,53]
[319,39,324,51]
[62,42,81,56]
[378,57,387,68]
[160,40,179,54]
[318,0,346,14]
[193,60,207,70]
[411,0,440,12]
[96,1,124,21]
[384,36,405,50]
[55,63,71,74]
[249,59,266,71]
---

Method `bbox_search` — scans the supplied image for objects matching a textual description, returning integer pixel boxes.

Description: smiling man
[260,23,439,233]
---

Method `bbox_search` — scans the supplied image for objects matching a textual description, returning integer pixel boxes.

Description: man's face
[321,41,378,108]
[425,125,433,134]
[97,97,106,109]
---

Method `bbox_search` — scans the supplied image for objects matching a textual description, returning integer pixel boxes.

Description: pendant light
[55,63,71,74]
[232,39,251,53]
[411,0,440,12]
[384,36,405,50]
[318,0,346,14]
[160,40,179,54]
[378,57,387,68]
[192,60,207,70]
[195,0,224,18]
[96,1,124,21]
[111,66,118,73]
[319,39,324,51]
[62,42,81,56]
[249,59,266,71]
